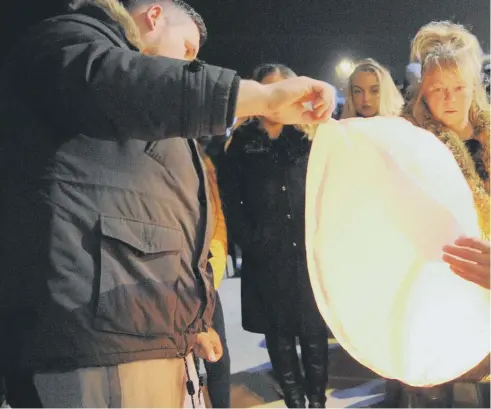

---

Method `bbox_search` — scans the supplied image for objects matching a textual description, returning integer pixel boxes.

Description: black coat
[0,5,239,371]
[217,121,325,335]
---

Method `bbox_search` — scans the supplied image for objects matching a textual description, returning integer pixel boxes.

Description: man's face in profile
[133,4,200,60]
[152,9,200,61]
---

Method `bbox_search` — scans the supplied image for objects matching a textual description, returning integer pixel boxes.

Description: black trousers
[1,309,42,408]
[203,293,231,408]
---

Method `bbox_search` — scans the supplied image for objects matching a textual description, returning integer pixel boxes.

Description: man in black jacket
[0,0,334,406]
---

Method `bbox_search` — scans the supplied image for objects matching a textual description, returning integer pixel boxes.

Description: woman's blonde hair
[341,58,404,119]
[408,21,488,127]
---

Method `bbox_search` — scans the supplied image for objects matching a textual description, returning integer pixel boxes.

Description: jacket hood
[69,0,145,51]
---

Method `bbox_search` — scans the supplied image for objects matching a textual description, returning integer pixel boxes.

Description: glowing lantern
[305,117,490,387]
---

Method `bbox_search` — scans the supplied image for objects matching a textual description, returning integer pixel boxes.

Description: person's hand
[263,76,336,124]
[442,236,490,290]
[194,327,223,362]
[235,78,336,125]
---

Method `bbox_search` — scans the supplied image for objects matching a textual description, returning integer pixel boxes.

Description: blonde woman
[341,58,404,119]
[340,58,404,408]
[394,21,490,408]
[405,21,490,282]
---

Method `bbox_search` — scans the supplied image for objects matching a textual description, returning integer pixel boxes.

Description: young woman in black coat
[217,64,329,408]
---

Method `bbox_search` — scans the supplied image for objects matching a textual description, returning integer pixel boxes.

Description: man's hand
[235,77,336,125]
[264,76,336,124]
[442,236,490,290]
[194,327,223,362]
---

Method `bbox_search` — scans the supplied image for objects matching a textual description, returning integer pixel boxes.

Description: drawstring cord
[183,351,203,409]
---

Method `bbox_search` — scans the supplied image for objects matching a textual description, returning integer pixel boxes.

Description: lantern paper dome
[305,117,490,387]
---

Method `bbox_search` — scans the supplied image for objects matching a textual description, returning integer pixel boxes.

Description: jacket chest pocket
[93,215,183,337]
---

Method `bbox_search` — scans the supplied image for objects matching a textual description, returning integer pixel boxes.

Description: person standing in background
[197,144,232,408]
[218,63,329,409]
[341,58,404,119]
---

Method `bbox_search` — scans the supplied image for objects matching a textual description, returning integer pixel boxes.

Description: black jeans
[203,293,231,408]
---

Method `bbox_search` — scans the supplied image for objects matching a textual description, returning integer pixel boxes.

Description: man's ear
[143,4,165,31]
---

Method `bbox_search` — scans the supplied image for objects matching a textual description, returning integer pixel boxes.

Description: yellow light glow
[337,59,355,77]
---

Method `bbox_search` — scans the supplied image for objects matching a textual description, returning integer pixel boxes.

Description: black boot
[299,333,329,408]
[379,379,403,408]
[266,333,306,408]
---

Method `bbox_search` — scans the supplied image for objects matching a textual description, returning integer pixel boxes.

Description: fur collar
[403,102,490,238]
[403,101,490,192]
[71,0,145,51]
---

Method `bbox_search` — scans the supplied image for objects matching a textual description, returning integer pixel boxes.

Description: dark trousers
[1,370,42,408]
[203,293,231,408]
[1,310,42,408]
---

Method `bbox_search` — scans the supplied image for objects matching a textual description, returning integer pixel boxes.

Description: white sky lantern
[305,117,490,387]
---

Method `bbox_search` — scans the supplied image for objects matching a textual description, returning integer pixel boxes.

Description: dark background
[1,1,490,86]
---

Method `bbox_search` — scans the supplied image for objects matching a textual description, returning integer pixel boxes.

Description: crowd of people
[0,0,489,408]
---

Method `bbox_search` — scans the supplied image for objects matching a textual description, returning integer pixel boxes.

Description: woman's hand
[442,236,490,289]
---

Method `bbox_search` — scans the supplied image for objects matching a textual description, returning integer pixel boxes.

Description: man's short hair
[121,0,207,46]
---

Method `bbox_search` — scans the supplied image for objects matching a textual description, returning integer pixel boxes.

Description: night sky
[1,0,490,87]
[190,0,490,87]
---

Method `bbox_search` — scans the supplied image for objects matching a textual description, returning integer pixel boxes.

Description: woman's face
[351,71,380,118]
[422,67,473,130]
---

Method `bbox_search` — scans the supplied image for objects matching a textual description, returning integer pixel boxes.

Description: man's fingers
[295,77,335,112]
[313,104,331,119]
[312,82,336,108]
[208,327,223,361]
[301,109,329,123]
[265,77,336,124]
[312,96,326,110]
[212,336,223,361]
[195,328,224,363]
[310,84,335,114]
[300,99,331,123]
[195,334,218,362]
